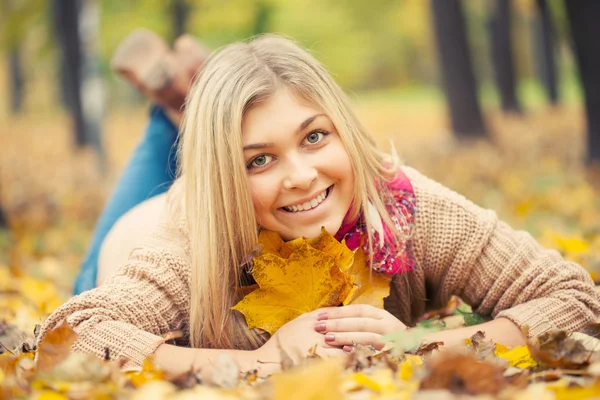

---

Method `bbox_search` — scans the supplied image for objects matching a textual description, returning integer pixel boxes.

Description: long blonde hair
[177,35,400,350]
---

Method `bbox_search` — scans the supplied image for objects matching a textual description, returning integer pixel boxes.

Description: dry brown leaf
[35,321,78,372]
[468,331,496,360]
[416,341,444,357]
[527,330,594,370]
[420,352,508,396]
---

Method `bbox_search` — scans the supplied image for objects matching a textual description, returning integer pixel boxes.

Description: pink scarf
[334,169,416,275]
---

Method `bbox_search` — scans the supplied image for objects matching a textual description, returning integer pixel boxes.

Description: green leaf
[383,326,443,355]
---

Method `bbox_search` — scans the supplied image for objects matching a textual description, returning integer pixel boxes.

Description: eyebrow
[243,114,326,151]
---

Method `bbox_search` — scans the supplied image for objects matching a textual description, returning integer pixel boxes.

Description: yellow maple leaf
[259,230,293,259]
[342,247,392,308]
[232,232,354,335]
[233,229,392,335]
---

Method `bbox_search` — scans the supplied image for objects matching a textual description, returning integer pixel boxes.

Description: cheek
[324,143,353,179]
[249,176,278,219]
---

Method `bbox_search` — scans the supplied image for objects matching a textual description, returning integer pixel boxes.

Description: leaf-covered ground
[1,103,600,399]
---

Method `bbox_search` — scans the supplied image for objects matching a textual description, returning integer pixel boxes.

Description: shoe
[111,29,210,114]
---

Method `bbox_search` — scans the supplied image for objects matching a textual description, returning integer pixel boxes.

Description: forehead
[241,88,324,141]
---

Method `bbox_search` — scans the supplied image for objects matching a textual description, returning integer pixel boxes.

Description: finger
[314,317,387,335]
[323,332,386,350]
[317,304,383,321]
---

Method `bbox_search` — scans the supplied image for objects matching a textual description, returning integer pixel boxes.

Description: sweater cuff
[119,329,166,371]
[496,302,555,338]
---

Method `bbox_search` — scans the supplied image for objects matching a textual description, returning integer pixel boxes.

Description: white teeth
[283,188,329,213]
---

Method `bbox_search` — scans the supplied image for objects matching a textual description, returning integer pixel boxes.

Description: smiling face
[242,87,355,240]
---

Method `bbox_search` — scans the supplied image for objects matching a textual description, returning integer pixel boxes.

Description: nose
[282,157,317,190]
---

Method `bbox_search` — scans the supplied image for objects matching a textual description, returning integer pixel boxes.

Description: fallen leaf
[494,344,537,369]
[258,230,293,259]
[126,356,165,388]
[342,247,392,308]
[420,352,507,395]
[416,341,444,357]
[527,330,593,369]
[467,331,495,360]
[35,322,77,373]
[232,230,354,335]
[271,359,343,400]
[352,369,395,393]
[398,354,423,381]
[385,326,443,354]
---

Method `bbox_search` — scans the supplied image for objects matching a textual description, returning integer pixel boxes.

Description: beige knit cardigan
[38,167,600,370]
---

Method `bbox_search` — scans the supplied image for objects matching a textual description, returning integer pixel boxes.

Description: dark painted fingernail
[317,312,328,321]
[314,322,326,332]
[325,333,335,342]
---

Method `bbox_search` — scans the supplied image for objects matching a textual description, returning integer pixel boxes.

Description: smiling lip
[280,186,332,213]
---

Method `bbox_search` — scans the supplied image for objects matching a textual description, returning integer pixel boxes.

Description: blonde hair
[177,34,400,350]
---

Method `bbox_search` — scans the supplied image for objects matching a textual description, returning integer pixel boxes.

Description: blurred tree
[252,1,272,35]
[0,205,6,228]
[488,0,522,113]
[0,0,46,114]
[564,0,600,163]
[79,0,105,169]
[431,0,487,138]
[8,47,24,114]
[533,0,559,104]
[171,0,190,39]
[52,0,86,147]
[53,0,104,162]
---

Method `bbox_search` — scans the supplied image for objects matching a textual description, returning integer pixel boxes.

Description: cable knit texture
[38,166,600,370]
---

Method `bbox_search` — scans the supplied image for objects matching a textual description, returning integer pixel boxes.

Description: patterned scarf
[334,169,416,275]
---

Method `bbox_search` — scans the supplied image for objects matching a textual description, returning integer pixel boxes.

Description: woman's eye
[248,154,273,169]
[304,130,327,145]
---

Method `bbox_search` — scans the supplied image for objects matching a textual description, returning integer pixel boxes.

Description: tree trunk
[171,0,189,39]
[564,0,600,163]
[488,0,522,113]
[253,1,271,35]
[53,0,86,147]
[0,203,7,228]
[431,0,487,139]
[8,47,24,114]
[79,0,105,169]
[533,0,559,105]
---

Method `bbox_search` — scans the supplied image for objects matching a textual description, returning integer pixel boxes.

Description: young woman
[40,35,600,377]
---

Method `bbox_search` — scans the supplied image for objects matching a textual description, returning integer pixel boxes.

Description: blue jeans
[73,107,178,294]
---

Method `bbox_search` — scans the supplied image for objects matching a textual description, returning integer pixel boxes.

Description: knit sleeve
[36,222,192,371]
[403,167,600,337]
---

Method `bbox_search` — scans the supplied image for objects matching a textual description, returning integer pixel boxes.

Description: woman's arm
[154,344,261,376]
[405,166,600,337]
[39,214,192,370]
[421,317,524,348]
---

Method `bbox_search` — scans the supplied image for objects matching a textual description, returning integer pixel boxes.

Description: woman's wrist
[154,343,267,377]
[419,317,525,349]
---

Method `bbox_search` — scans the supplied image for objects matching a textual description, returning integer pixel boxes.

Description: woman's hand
[314,304,407,351]
[254,310,346,375]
